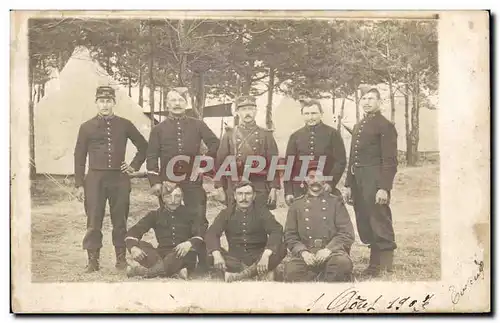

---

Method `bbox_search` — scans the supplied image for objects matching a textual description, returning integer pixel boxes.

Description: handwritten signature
[307,287,434,313]
[449,259,485,304]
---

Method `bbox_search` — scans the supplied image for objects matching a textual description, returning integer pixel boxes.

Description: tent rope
[29,158,79,200]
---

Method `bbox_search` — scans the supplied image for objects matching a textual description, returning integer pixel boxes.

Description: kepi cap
[95,86,115,100]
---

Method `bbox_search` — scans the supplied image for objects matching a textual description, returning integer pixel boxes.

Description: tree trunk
[332,92,336,114]
[389,77,395,123]
[29,58,36,179]
[409,74,420,166]
[128,75,132,97]
[57,51,64,71]
[338,98,346,133]
[138,65,144,107]
[404,82,411,164]
[40,82,45,99]
[354,88,360,122]
[158,87,163,122]
[36,84,41,103]
[193,71,206,119]
[266,67,275,129]
[106,53,113,75]
[148,23,155,128]
[162,86,167,113]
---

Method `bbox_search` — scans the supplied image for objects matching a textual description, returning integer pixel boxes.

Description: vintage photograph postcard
[10,10,490,313]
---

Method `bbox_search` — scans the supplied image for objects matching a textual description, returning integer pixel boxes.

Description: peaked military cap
[95,86,116,100]
[234,95,257,109]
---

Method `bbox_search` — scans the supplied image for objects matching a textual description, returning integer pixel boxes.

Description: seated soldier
[205,181,286,282]
[283,165,355,282]
[125,183,207,279]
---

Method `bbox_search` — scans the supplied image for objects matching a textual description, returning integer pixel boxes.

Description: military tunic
[215,121,280,209]
[345,111,398,251]
[283,192,355,282]
[205,204,286,272]
[74,114,148,250]
[146,114,220,267]
[285,122,347,198]
[125,205,205,274]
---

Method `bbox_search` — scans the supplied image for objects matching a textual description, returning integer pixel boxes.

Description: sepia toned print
[10,10,490,313]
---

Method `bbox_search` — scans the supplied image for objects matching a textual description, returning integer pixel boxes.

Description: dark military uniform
[283,192,355,282]
[285,122,346,198]
[345,111,398,266]
[215,120,281,209]
[125,205,206,277]
[205,204,286,273]
[74,112,148,257]
[146,114,219,270]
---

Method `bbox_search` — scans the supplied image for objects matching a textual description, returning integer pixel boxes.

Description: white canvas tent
[34,46,152,175]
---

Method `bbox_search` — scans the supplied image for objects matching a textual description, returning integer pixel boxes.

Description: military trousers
[82,170,131,250]
[178,182,209,268]
[350,167,397,251]
[208,243,286,273]
[132,241,197,275]
[283,249,353,282]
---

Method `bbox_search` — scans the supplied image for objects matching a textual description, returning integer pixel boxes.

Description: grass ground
[30,163,440,283]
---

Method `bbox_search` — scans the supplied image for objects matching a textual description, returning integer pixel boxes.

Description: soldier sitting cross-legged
[283,163,355,282]
[125,183,207,279]
[205,180,286,282]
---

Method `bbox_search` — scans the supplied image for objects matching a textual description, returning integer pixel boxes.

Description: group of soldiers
[73,84,398,282]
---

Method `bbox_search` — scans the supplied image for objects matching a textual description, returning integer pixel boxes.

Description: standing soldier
[74,85,148,273]
[344,88,398,278]
[283,164,355,282]
[214,95,280,210]
[205,181,286,282]
[284,99,346,205]
[146,87,220,272]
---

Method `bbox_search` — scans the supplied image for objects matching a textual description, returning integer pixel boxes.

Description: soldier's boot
[127,260,165,278]
[361,247,381,278]
[379,250,394,274]
[114,247,127,270]
[172,268,189,280]
[84,249,100,273]
[225,264,258,283]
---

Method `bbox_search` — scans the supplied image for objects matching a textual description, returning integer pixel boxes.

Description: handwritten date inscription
[307,288,434,313]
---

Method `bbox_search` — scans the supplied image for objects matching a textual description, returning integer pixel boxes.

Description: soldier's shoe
[115,247,127,270]
[126,265,148,278]
[260,270,275,281]
[225,264,258,283]
[379,250,394,273]
[84,249,100,273]
[172,268,189,280]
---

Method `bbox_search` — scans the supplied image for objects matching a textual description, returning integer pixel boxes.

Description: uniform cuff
[125,237,140,252]
[292,244,308,256]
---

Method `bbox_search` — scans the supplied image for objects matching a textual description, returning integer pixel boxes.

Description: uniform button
[306,200,310,203]
[305,218,309,221]
[310,152,314,155]
[238,154,242,158]
[310,141,314,144]
[254,132,258,135]
[255,139,259,142]
[355,162,359,166]
[305,208,309,212]
[323,217,327,220]
[306,227,310,230]
[243,223,246,226]
[237,138,241,142]
[322,199,326,203]
[309,236,312,239]
[322,207,326,210]
[253,147,257,151]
